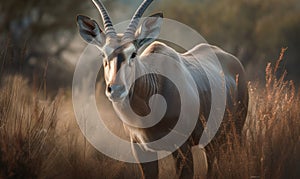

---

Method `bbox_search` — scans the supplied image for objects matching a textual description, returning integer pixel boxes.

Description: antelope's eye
[130,52,137,59]
[104,60,108,67]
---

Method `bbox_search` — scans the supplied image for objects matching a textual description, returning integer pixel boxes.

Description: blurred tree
[1,0,299,85]
[0,0,114,92]
[160,0,300,82]
[0,0,89,66]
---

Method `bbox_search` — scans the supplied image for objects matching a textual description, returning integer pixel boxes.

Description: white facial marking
[108,59,116,83]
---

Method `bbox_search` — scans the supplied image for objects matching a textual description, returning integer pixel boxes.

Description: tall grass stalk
[211,48,299,179]
[0,76,60,178]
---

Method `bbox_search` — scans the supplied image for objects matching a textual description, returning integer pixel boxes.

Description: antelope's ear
[135,12,163,48]
[77,15,106,47]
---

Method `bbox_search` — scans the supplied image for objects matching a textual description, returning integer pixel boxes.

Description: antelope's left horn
[92,0,117,38]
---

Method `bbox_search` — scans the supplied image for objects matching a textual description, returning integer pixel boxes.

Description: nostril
[107,84,112,93]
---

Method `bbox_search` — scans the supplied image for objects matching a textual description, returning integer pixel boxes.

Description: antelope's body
[77,0,249,178]
[124,41,248,148]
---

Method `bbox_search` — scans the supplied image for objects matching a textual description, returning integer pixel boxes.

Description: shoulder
[185,43,225,56]
[141,41,181,60]
[142,41,174,55]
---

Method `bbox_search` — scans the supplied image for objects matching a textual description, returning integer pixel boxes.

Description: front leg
[172,142,194,179]
[131,142,159,179]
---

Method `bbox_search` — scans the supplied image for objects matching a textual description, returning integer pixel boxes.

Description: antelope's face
[102,41,137,101]
[77,0,163,102]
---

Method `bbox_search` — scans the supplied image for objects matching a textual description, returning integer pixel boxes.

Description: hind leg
[172,142,194,179]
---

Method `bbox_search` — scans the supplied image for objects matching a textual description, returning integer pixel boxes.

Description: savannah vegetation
[0,0,299,178]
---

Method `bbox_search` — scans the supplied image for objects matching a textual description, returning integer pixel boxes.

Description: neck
[129,60,159,116]
[114,60,160,119]
[132,64,157,96]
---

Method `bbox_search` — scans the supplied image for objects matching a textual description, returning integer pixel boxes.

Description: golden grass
[210,48,300,179]
[0,76,60,178]
[0,48,299,178]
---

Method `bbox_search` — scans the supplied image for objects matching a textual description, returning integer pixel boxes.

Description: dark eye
[130,52,137,59]
[104,60,108,67]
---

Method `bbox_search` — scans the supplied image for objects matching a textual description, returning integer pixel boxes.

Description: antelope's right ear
[77,15,106,47]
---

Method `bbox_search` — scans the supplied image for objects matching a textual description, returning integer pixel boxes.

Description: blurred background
[1,0,299,94]
[0,1,299,178]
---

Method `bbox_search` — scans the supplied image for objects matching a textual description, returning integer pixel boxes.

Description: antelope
[77,0,249,178]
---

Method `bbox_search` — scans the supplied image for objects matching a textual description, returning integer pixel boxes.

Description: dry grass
[0,75,139,179]
[0,48,299,178]
[0,76,60,178]
[210,48,300,179]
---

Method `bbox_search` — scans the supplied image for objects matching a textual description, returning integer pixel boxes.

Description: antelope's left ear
[77,15,106,47]
[135,12,163,48]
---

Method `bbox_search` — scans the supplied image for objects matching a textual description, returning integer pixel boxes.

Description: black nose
[107,84,112,93]
[106,84,125,95]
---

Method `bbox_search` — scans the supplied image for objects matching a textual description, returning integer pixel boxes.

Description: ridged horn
[123,0,154,40]
[92,0,117,38]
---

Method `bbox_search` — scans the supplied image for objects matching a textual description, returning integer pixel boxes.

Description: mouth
[106,90,128,102]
